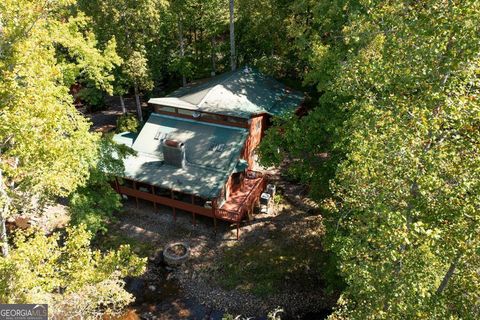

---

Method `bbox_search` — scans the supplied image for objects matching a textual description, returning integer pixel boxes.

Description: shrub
[77,86,106,111]
[116,113,139,133]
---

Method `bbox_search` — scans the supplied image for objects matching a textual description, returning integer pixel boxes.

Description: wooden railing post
[171,190,176,222]
[212,199,217,232]
[133,181,139,208]
[191,194,196,226]
[151,185,157,212]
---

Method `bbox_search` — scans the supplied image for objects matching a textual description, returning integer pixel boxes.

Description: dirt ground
[109,171,334,319]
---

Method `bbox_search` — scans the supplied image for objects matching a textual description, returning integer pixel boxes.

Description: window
[155,105,175,113]
[178,108,195,116]
[201,113,224,122]
[227,116,247,124]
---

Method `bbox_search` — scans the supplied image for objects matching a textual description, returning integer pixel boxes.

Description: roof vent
[161,139,186,168]
[209,143,226,153]
[193,111,201,118]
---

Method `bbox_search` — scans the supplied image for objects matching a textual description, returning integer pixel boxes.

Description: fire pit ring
[163,242,190,267]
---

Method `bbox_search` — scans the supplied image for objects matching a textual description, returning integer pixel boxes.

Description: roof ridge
[197,71,239,109]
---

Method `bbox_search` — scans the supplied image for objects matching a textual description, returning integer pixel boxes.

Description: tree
[78,0,165,121]
[0,225,145,318]
[260,1,480,318]
[257,0,358,198]
[122,50,154,122]
[327,2,480,317]
[69,135,136,235]
[229,0,236,71]
[0,0,119,256]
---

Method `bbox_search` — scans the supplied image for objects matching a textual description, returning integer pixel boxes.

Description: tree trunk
[436,252,462,295]
[229,0,236,71]
[178,17,187,87]
[0,217,7,257]
[211,36,216,76]
[134,85,143,122]
[119,95,126,114]
[0,168,10,257]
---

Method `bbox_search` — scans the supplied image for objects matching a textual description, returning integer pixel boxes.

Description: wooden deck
[113,171,267,239]
[216,174,266,222]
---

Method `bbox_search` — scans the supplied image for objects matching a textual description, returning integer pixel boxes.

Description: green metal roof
[114,113,248,199]
[148,68,304,119]
[113,132,137,147]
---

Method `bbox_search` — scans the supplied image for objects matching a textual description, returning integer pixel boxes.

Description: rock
[140,312,156,320]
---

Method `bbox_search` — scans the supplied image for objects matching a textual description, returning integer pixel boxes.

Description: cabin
[112,68,304,238]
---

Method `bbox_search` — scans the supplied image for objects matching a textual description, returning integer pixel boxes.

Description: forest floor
[86,95,148,132]
[102,169,338,319]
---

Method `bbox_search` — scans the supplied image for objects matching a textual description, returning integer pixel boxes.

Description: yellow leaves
[0,1,113,202]
[0,226,144,317]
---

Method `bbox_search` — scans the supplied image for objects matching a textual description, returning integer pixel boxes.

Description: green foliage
[258,1,480,319]
[69,136,135,235]
[258,109,343,200]
[0,0,120,224]
[122,50,155,92]
[272,193,284,205]
[255,1,480,319]
[116,114,140,133]
[78,0,164,96]
[0,225,146,318]
[326,2,480,318]
[77,86,106,109]
[94,227,156,258]
[4,0,479,318]
[69,183,120,235]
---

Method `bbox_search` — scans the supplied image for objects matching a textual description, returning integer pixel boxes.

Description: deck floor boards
[221,177,263,214]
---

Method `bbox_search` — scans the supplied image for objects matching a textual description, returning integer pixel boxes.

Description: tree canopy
[258,1,480,318]
[1,0,479,318]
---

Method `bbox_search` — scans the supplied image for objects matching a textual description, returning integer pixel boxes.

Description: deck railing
[215,171,267,223]
[114,171,268,239]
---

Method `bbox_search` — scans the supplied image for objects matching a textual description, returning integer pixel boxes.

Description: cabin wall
[224,171,245,201]
[242,114,267,168]
[225,174,234,200]
[222,114,266,202]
